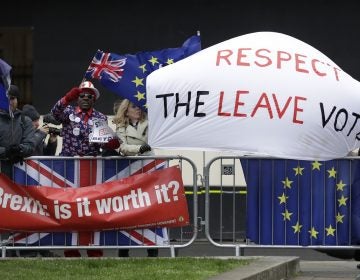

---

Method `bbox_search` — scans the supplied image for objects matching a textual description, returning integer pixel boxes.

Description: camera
[48,127,61,136]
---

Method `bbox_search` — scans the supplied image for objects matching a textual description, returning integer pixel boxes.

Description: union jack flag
[86,52,126,83]
[6,158,169,247]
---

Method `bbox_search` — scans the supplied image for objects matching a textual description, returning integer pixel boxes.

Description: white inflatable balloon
[146,32,360,161]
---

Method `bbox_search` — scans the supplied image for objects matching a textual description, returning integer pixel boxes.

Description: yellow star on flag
[325,225,336,236]
[139,64,147,73]
[312,161,322,170]
[278,193,288,204]
[166,58,175,64]
[148,56,159,66]
[282,177,293,189]
[309,227,319,239]
[134,91,145,101]
[132,76,144,87]
[336,180,346,191]
[292,221,302,233]
[293,166,304,176]
[282,209,293,221]
[278,193,289,204]
[327,167,337,178]
[337,195,348,207]
[336,212,345,223]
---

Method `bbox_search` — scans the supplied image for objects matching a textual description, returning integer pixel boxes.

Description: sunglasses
[79,93,94,99]
[9,96,17,100]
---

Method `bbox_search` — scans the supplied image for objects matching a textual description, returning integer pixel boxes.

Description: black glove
[5,144,24,164]
[139,144,151,154]
[5,144,21,157]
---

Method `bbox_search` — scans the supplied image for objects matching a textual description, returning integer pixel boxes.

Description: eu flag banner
[243,158,356,246]
[0,58,11,111]
[85,35,201,110]
[8,158,169,247]
[351,159,360,245]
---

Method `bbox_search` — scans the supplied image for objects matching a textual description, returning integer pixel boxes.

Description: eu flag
[85,35,201,111]
[243,158,355,246]
[0,58,11,111]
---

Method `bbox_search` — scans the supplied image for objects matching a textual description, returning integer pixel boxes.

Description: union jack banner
[6,157,169,247]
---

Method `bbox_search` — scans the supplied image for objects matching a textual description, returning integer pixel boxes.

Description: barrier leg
[235,245,240,257]
[170,245,176,258]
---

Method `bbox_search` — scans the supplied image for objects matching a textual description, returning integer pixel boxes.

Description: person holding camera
[22,104,58,156]
[16,105,58,258]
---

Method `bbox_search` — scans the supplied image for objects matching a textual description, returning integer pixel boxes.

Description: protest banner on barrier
[0,166,189,232]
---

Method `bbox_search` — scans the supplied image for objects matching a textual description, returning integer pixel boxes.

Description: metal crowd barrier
[204,156,360,256]
[0,155,198,258]
[4,154,360,258]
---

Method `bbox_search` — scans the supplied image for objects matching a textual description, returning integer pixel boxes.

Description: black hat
[22,104,40,121]
[8,85,20,99]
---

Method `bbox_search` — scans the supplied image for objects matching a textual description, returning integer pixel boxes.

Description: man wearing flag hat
[51,81,119,157]
[51,80,120,257]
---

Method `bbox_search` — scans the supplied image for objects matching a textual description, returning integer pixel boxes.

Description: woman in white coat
[113,99,158,257]
[113,99,152,156]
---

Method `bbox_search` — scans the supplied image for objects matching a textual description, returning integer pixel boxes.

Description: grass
[0,257,250,280]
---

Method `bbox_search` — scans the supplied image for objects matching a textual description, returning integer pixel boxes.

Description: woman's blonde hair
[112,99,146,128]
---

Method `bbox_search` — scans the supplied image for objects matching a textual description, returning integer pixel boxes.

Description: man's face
[77,91,95,111]
[9,95,18,112]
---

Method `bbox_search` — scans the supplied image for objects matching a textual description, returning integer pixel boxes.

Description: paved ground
[84,240,355,260]
[293,261,360,280]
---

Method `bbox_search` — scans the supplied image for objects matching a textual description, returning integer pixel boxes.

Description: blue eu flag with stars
[243,157,358,246]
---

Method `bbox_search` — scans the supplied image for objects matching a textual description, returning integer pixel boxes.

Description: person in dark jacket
[0,85,35,179]
[0,85,35,257]
[20,104,59,257]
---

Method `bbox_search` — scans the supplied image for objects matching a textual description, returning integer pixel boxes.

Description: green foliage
[0,257,250,280]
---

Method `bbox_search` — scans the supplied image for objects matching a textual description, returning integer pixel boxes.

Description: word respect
[216,47,342,81]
